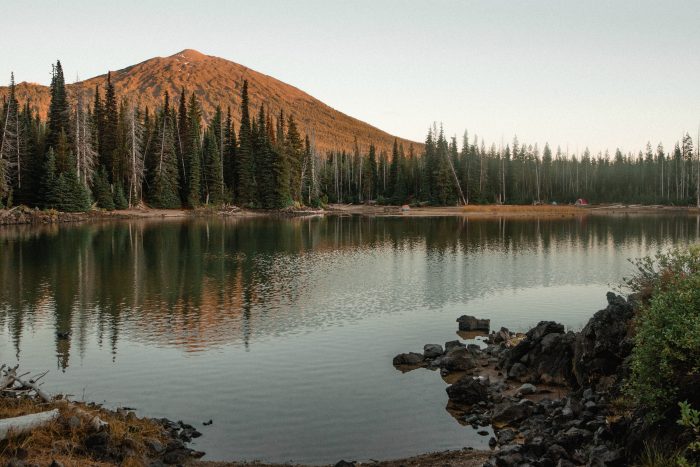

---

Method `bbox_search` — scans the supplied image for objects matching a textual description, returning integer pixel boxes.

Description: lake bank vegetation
[2,62,700,214]
[393,246,700,466]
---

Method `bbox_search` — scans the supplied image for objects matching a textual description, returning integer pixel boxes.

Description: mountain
[1,49,420,155]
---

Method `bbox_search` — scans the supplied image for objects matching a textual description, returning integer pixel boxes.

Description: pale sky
[2,0,699,154]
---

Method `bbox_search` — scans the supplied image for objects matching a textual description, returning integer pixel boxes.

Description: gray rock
[492,401,532,427]
[517,383,537,395]
[446,376,489,405]
[508,362,528,379]
[445,340,466,352]
[586,445,624,466]
[392,352,424,366]
[442,347,478,371]
[145,438,165,454]
[573,292,635,389]
[457,315,490,332]
[423,344,443,359]
[546,443,569,461]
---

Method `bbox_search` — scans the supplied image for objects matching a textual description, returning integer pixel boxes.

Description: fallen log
[0,409,60,441]
[13,375,51,403]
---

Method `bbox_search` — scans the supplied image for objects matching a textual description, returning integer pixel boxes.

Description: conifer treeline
[1,61,698,211]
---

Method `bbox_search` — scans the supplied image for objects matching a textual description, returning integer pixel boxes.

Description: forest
[1,60,699,212]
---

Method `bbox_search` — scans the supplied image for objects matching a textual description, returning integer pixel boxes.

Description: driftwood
[13,375,51,403]
[0,409,60,441]
[1,363,109,435]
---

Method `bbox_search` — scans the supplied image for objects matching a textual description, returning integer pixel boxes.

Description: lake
[0,214,699,463]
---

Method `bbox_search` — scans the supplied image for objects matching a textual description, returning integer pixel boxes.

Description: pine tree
[235,80,255,205]
[148,92,181,208]
[285,115,304,202]
[41,148,58,208]
[102,72,118,181]
[223,107,236,198]
[93,166,115,210]
[176,87,188,197]
[204,106,225,204]
[46,61,71,153]
[113,181,127,209]
[0,73,22,205]
[203,128,225,205]
[184,93,202,207]
[252,105,273,207]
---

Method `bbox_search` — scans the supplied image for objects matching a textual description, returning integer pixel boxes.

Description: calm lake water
[1,214,699,463]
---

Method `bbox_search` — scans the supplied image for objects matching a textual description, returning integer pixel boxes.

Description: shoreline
[0,203,698,227]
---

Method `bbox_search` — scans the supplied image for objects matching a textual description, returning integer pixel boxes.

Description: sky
[2,0,699,154]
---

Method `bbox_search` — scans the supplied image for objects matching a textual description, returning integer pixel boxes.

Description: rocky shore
[394,292,639,466]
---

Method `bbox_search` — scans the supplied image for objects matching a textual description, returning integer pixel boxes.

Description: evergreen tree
[223,107,237,199]
[285,114,304,203]
[204,106,225,204]
[46,61,71,153]
[235,80,255,205]
[93,166,115,210]
[185,93,202,207]
[113,181,128,209]
[102,72,118,181]
[203,128,225,204]
[148,92,181,208]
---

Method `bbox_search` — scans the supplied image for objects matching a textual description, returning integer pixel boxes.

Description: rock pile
[393,292,639,466]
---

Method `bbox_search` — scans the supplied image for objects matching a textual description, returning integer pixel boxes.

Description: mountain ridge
[0,49,421,155]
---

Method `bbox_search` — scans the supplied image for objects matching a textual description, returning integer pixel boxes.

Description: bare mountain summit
[1,49,419,155]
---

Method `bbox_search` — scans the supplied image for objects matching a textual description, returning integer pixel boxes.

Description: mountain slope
[1,49,420,155]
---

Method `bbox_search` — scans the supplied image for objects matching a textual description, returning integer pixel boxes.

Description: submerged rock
[392,352,425,366]
[456,315,490,332]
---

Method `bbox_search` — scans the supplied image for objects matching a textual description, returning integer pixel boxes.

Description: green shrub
[677,401,700,466]
[625,246,700,422]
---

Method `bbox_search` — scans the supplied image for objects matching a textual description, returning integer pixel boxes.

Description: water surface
[0,214,698,463]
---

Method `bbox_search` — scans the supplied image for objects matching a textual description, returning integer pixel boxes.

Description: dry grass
[0,396,169,466]
[461,204,584,214]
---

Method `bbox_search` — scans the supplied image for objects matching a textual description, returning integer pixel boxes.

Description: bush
[625,246,700,421]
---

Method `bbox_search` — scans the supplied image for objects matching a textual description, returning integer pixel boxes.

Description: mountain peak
[0,51,420,155]
[171,49,207,61]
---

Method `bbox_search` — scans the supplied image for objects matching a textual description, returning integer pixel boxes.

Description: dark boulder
[573,292,635,390]
[441,347,477,372]
[445,376,489,405]
[423,344,443,359]
[392,352,425,366]
[500,321,576,386]
[492,401,533,428]
[457,315,490,332]
[445,340,466,352]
